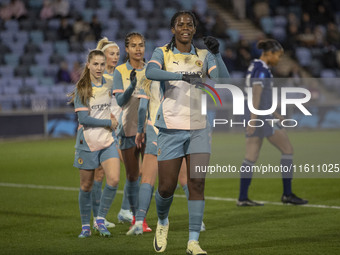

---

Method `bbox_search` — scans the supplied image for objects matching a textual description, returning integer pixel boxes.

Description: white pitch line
[1,182,340,210]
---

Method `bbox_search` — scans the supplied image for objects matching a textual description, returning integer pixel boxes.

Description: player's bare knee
[188,180,205,196]
[94,167,104,180]
[81,182,93,192]
[158,189,174,198]
[158,183,176,198]
[106,177,119,187]
[282,145,294,155]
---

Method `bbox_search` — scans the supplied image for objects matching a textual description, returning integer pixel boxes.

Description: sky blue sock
[79,189,91,226]
[147,185,154,212]
[126,179,139,216]
[182,184,190,200]
[120,181,130,210]
[97,184,117,219]
[91,180,102,218]
[239,160,254,201]
[155,189,173,225]
[136,183,153,222]
[136,175,141,209]
[188,200,205,241]
[281,154,293,196]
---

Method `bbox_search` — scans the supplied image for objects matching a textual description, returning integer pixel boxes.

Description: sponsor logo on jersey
[91,103,111,111]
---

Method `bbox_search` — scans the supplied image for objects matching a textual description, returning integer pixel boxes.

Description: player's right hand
[110,113,118,130]
[135,132,145,149]
[182,73,201,84]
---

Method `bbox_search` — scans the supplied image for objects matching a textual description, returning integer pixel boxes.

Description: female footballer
[91,37,133,231]
[112,32,150,229]
[69,50,121,238]
[127,81,205,236]
[237,39,308,206]
[146,11,229,254]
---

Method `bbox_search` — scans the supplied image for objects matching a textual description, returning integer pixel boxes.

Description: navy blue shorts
[245,116,282,138]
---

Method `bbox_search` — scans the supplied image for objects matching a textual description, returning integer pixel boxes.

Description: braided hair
[124,32,146,63]
[166,10,198,56]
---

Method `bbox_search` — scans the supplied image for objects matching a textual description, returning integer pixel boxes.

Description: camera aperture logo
[200,84,312,128]
[198,82,222,115]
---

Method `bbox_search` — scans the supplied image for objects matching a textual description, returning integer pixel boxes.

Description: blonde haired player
[89,37,133,231]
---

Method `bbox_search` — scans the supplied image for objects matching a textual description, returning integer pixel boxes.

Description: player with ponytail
[237,39,308,206]
[69,50,121,238]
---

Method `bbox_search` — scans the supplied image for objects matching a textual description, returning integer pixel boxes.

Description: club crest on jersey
[195,60,203,67]
[78,158,83,164]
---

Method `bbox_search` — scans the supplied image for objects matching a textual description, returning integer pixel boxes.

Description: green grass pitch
[0,130,339,254]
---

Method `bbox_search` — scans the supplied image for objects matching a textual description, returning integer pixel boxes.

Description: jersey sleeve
[148,47,164,69]
[137,96,148,133]
[137,88,150,100]
[113,67,136,107]
[77,111,112,127]
[205,52,230,79]
[204,52,217,75]
[112,68,124,95]
[146,48,182,81]
[74,91,111,127]
[74,91,89,112]
[251,68,269,87]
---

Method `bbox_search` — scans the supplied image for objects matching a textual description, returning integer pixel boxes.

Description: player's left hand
[135,132,145,149]
[203,36,219,54]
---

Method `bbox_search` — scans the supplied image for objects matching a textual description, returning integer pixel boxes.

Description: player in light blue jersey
[146,11,229,255]
[69,50,121,238]
[238,39,308,206]
[126,81,205,236]
[113,32,151,231]
[90,37,133,231]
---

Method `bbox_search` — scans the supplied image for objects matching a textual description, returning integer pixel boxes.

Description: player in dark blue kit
[237,39,308,206]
